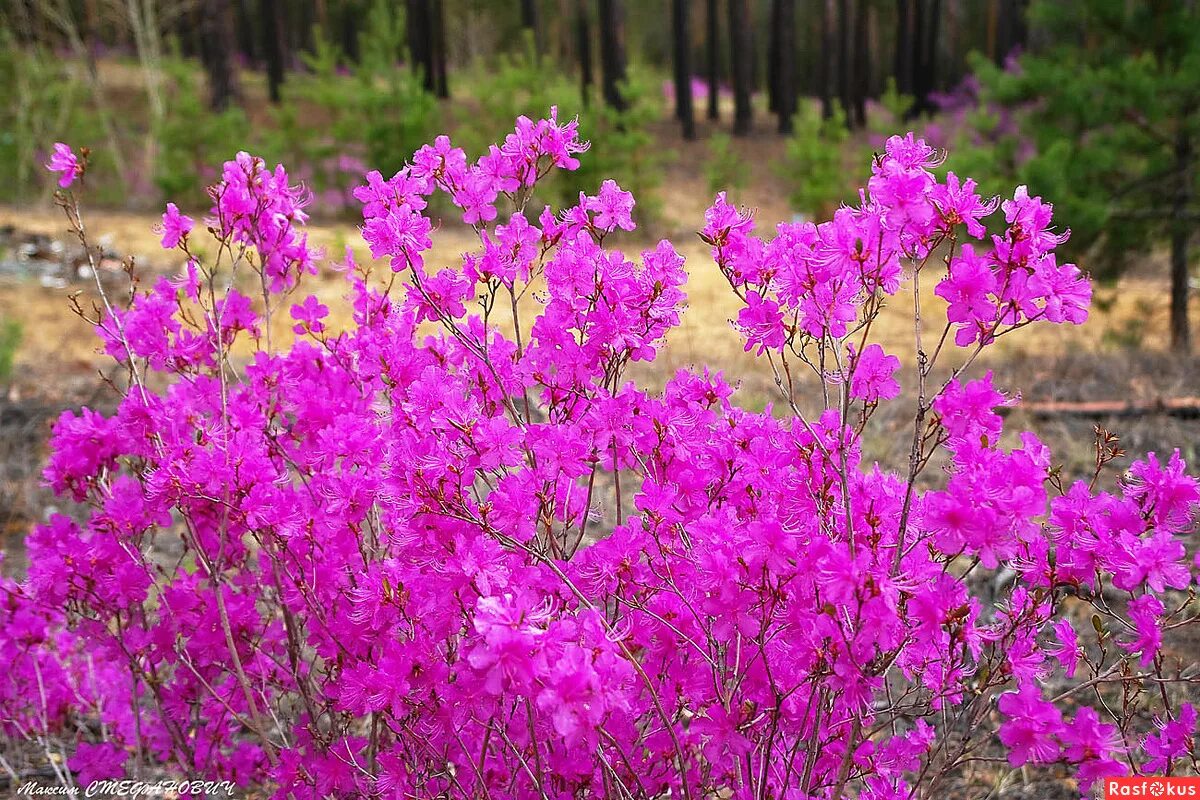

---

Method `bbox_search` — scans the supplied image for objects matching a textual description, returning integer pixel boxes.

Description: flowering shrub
[5,118,1200,798]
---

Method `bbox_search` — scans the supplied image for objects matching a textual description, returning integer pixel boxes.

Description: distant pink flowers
[6,121,1198,799]
[46,142,82,188]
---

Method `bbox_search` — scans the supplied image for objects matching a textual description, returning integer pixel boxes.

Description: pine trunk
[672,0,696,139]
[197,0,242,112]
[837,0,852,126]
[706,0,721,120]
[522,0,542,56]
[1172,126,1193,353]
[776,0,796,134]
[820,0,835,118]
[260,0,286,104]
[728,0,753,135]
[406,0,435,93]
[431,0,449,98]
[895,0,913,95]
[853,0,868,127]
[578,0,594,106]
[597,0,628,111]
[767,0,780,114]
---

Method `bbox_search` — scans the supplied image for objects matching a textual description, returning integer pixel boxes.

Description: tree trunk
[597,0,627,111]
[706,0,721,120]
[837,0,852,126]
[767,0,780,114]
[1172,125,1193,353]
[895,0,913,96]
[82,0,100,72]
[728,0,753,135]
[944,0,959,90]
[295,0,315,57]
[926,0,941,105]
[197,0,242,112]
[776,0,796,134]
[577,0,593,106]
[820,0,835,118]
[431,0,449,98]
[985,0,997,62]
[235,0,256,62]
[339,0,361,62]
[672,0,696,139]
[852,0,868,126]
[406,0,435,93]
[521,0,542,56]
[911,0,938,115]
[260,0,286,104]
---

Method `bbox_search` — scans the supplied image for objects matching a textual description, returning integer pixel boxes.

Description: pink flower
[1062,707,1125,791]
[932,372,1007,443]
[930,171,998,238]
[1126,450,1200,532]
[69,741,127,785]
[849,343,901,402]
[46,142,81,188]
[997,685,1064,766]
[587,180,636,232]
[290,294,329,334]
[158,202,194,249]
[1123,594,1164,667]
[736,291,785,354]
[1046,618,1081,678]
[454,167,499,226]
[1143,703,1197,773]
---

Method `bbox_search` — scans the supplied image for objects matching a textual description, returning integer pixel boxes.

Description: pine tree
[981,1,1200,351]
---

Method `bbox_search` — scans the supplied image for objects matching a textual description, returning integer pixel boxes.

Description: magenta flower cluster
[9,126,1199,798]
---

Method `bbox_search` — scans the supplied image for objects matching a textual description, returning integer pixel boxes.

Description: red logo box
[1107,778,1200,798]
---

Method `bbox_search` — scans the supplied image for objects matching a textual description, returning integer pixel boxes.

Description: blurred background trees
[2,0,1199,351]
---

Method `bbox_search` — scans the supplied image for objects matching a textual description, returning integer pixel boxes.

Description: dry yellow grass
[1,204,1194,406]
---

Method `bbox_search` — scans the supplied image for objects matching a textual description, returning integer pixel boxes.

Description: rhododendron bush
[5,115,1200,798]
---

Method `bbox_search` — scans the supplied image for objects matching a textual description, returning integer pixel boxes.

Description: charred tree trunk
[521,0,543,56]
[672,0,696,139]
[431,0,449,98]
[197,0,242,112]
[895,0,914,96]
[406,0,435,93]
[295,0,315,58]
[837,0,852,126]
[768,0,780,115]
[728,0,753,135]
[995,0,1016,63]
[339,0,361,63]
[852,0,868,126]
[820,0,835,118]
[706,0,721,120]
[1171,124,1193,353]
[260,0,286,104]
[235,0,256,63]
[597,0,627,111]
[577,0,594,106]
[925,0,941,108]
[82,0,101,72]
[911,0,939,116]
[775,0,796,134]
